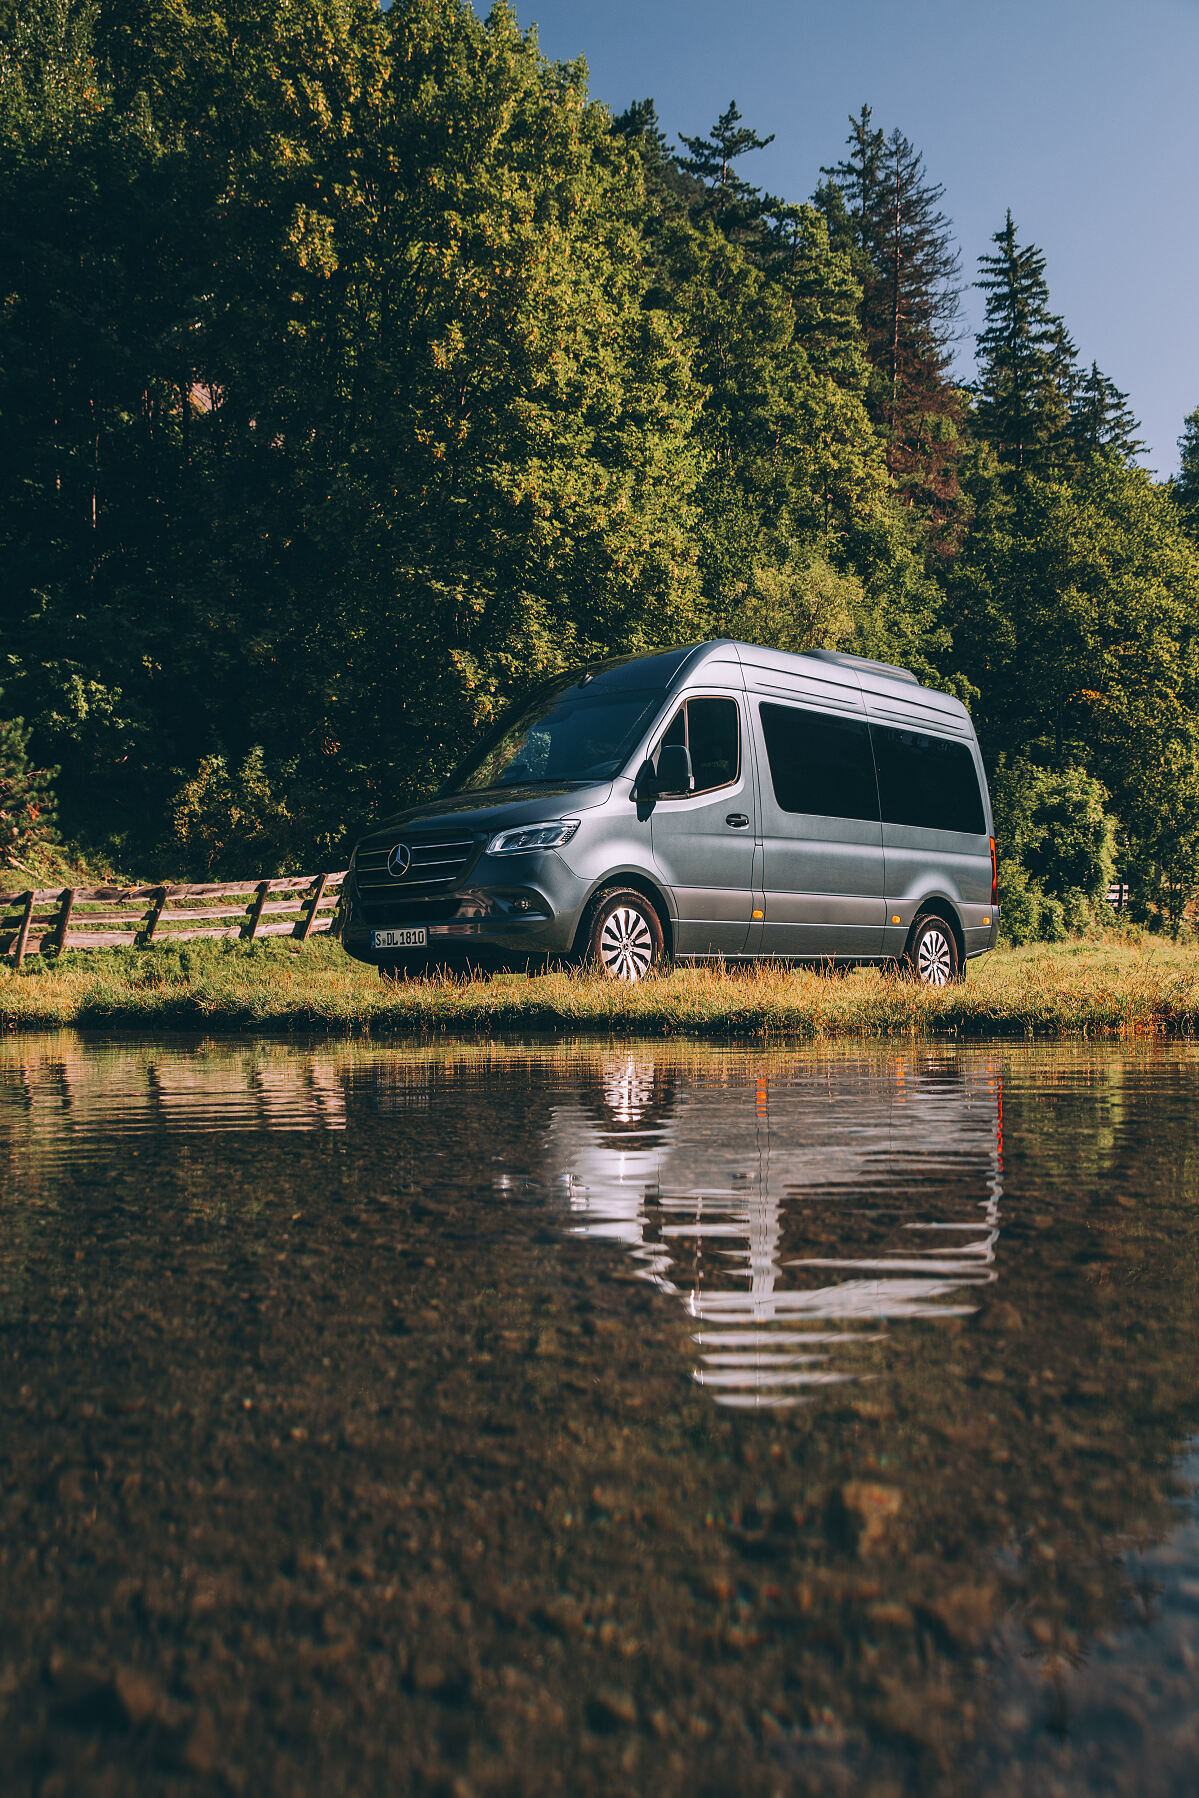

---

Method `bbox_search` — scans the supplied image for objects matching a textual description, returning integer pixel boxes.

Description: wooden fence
[0,872,347,966]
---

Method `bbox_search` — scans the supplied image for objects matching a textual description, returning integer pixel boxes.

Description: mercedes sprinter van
[340,640,998,984]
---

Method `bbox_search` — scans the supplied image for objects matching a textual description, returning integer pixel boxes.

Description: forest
[3,0,1199,939]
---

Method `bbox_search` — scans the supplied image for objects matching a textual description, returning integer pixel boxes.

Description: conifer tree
[612,97,699,214]
[1069,362,1143,464]
[820,105,885,250]
[820,108,964,528]
[974,212,1071,475]
[1175,406,1199,538]
[677,101,774,245]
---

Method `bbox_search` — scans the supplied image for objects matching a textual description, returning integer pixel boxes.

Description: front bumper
[341,855,588,967]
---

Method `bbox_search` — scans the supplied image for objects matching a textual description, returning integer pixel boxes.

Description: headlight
[486,819,580,855]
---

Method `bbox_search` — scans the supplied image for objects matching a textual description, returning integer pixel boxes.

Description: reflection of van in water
[342,641,998,984]
[551,1052,1004,1408]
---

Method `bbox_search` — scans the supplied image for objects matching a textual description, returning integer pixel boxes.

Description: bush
[992,759,1116,944]
[0,716,57,870]
[168,747,297,879]
[1122,742,1199,938]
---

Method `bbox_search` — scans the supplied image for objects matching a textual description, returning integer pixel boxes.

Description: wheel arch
[904,896,965,967]
[571,870,675,959]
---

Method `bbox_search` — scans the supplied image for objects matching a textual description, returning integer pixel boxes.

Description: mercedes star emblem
[387,842,412,879]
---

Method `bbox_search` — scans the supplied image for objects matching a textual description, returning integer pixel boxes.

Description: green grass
[1,934,1198,1038]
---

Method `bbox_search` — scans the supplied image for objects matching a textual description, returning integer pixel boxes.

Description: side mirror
[633,758,659,802]
[654,743,694,797]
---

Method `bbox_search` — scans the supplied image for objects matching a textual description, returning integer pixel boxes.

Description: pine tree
[677,100,774,245]
[820,109,964,528]
[1069,362,1143,464]
[974,212,1071,475]
[612,97,699,215]
[820,105,886,250]
[1174,406,1199,537]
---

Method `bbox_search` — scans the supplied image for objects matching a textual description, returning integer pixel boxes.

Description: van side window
[871,724,986,834]
[655,698,739,795]
[758,703,878,821]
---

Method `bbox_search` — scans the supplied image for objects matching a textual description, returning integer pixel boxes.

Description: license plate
[371,928,427,950]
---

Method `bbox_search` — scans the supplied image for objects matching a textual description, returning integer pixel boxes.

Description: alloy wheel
[916,926,953,987]
[598,906,655,981]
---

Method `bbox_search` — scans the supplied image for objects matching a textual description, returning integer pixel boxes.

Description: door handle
[725,813,750,829]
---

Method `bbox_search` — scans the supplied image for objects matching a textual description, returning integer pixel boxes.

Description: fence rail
[1,872,347,966]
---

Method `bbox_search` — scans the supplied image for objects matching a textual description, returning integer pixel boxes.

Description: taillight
[989,837,998,908]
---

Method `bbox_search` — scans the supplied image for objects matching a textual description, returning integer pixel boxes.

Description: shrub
[1122,742,1199,938]
[0,716,57,870]
[992,759,1116,944]
[168,747,297,879]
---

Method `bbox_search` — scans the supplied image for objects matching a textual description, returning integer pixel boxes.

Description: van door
[649,695,756,956]
[748,699,885,958]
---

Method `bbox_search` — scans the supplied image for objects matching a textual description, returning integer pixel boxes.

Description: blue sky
[510,0,1199,476]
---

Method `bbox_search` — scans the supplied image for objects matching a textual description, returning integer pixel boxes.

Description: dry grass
[1,935,1198,1038]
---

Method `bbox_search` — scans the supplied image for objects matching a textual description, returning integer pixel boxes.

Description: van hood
[360,781,615,839]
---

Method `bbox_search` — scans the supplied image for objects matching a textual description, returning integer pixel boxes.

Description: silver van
[341,640,998,985]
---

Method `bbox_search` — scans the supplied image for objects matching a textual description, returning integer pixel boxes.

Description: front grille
[355,834,479,898]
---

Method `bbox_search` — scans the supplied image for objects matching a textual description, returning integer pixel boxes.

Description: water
[1,1036,1198,1796]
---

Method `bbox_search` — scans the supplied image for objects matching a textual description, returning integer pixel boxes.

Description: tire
[903,913,961,987]
[583,888,666,982]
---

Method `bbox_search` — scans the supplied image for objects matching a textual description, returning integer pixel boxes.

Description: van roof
[682,638,922,687]
[800,647,919,685]
[563,639,966,727]
[675,640,973,736]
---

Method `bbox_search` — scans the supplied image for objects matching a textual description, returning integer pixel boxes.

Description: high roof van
[341,640,998,984]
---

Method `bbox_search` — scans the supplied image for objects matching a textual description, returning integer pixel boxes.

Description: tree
[1069,361,1143,464]
[1175,405,1199,539]
[819,104,885,255]
[677,100,774,245]
[946,455,1199,924]
[991,758,1116,942]
[819,107,965,531]
[0,716,57,869]
[974,212,1071,475]
[611,96,699,219]
[0,0,706,865]
[1125,742,1199,936]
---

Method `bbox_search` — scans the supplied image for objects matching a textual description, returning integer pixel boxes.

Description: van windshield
[445,683,663,795]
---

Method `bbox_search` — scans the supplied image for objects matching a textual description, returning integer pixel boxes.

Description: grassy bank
[1,935,1198,1038]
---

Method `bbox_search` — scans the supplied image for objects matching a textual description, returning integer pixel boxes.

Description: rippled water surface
[2,1036,1199,1796]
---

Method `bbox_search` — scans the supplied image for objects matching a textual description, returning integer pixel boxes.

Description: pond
[2,1035,1199,1796]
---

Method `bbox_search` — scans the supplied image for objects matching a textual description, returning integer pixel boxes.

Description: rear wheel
[583,888,666,982]
[903,914,961,987]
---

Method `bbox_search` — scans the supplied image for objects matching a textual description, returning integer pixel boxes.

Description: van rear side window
[871,724,985,835]
[758,703,878,821]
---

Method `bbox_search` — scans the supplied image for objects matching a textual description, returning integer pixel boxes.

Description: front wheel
[903,914,962,987]
[583,888,666,982]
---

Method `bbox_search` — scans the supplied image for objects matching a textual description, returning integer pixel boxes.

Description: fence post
[140,885,168,947]
[297,871,328,941]
[51,888,76,954]
[244,880,270,942]
[13,890,34,967]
